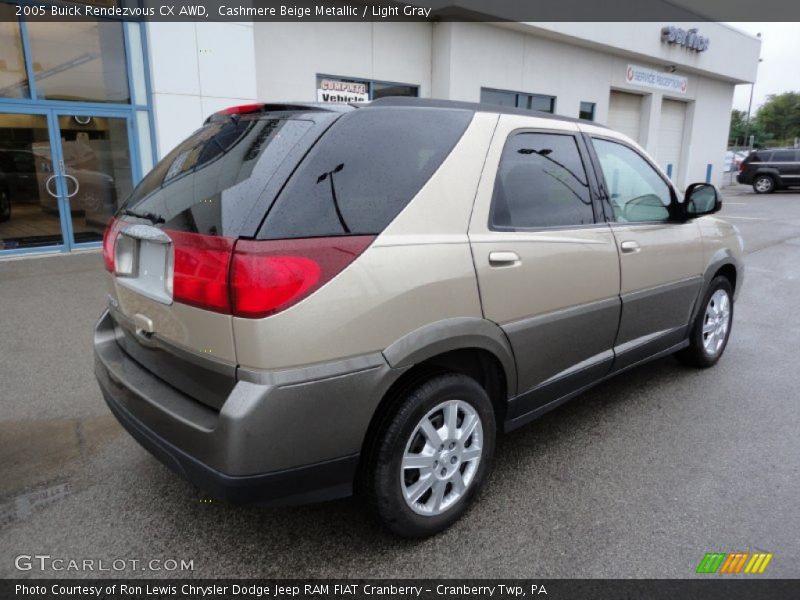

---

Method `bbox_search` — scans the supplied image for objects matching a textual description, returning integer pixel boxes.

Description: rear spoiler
[205,102,354,124]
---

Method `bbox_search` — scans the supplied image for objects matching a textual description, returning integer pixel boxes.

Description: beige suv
[94,98,743,537]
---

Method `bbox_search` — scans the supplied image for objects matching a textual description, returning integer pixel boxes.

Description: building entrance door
[0,108,133,253]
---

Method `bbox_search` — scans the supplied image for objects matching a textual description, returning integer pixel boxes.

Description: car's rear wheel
[753,175,775,194]
[364,372,496,538]
[0,189,10,222]
[676,276,734,368]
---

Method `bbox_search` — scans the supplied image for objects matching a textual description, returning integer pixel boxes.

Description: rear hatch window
[120,110,334,238]
[257,106,473,239]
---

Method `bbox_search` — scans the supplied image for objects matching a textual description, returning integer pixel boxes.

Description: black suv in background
[737,148,800,193]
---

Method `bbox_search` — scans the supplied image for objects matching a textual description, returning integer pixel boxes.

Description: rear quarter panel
[233,112,500,371]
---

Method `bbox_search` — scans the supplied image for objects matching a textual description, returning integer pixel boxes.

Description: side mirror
[683,183,722,218]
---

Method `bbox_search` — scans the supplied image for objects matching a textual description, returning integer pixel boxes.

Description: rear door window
[257,107,473,239]
[489,131,594,230]
[771,150,797,162]
[121,112,325,237]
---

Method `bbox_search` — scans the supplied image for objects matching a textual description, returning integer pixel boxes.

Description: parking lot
[1,187,799,579]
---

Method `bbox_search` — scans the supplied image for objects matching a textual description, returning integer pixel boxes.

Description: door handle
[44,174,59,198]
[488,251,521,267]
[62,173,79,198]
[620,240,641,254]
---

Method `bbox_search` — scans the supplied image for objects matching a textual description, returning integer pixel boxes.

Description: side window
[771,150,796,162]
[490,132,594,230]
[591,138,672,223]
[259,108,472,239]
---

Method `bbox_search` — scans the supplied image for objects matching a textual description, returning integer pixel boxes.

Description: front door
[588,135,704,371]
[469,115,622,424]
[0,108,134,253]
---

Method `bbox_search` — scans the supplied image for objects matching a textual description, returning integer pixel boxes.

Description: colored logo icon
[697,552,773,574]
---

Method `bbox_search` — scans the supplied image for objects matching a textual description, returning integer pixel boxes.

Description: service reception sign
[625,64,688,94]
[317,79,369,102]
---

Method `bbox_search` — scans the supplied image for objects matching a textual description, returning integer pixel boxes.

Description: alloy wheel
[702,289,731,356]
[400,399,483,516]
[754,177,773,193]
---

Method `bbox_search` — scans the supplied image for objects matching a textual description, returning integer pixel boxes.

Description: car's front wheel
[676,276,734,368]
[753,174,776,194]
[364,372,496,538]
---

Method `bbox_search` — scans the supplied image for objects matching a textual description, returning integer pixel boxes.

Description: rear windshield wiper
[122,208,165,224]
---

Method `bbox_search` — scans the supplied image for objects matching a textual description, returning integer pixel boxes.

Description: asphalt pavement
[1,186,799,578]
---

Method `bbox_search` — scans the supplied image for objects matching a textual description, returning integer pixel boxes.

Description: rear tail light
[165,231,374,318]
[739,160,747,173]
[102,218,123,272]
[231,236,374,318]
[168,230,235,313]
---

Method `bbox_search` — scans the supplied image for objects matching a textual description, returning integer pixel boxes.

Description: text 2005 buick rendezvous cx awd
[94,98,743,537]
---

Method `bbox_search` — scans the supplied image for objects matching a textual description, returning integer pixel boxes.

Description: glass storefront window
[0,5,29,99]
[0,8,154,255]
[480,89,517,108]
[527,94,555,113]
[316,75,419,103]
[580,101,596,121]
[372,81,419,99]
[0,113,63,250]
[481,87,556,114]
[58,114,133,242]
[26,20,130,103]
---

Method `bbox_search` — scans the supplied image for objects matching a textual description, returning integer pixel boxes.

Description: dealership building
[0,12,761,256]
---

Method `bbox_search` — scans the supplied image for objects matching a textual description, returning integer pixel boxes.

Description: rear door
[469,115,621,423]
[769,149,800,183]
[585,132,703,371]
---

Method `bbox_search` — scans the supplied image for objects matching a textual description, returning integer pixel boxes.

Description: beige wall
[253,21,433,101]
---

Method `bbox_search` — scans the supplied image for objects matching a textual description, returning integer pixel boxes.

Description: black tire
[364,372,496,538]
[676,276,734,368]
[752,174,776,194]
[0,189,10,222]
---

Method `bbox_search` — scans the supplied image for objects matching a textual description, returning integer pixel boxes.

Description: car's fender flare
[382,317,518,398]
[753,167,783,184]
[689,250,743,323]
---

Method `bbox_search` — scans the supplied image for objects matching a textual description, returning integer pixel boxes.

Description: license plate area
[115,224,173,305]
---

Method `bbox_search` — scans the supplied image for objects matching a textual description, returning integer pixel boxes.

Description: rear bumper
[94,310,399,505]
[101,380,359,504]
